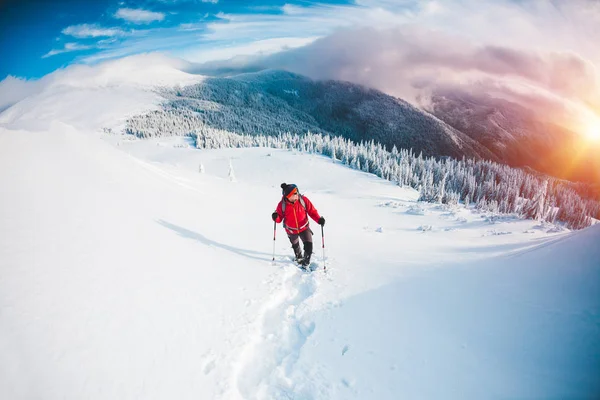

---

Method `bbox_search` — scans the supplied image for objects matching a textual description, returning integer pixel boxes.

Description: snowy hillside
[427,89,600,186]
[125,69,497,161]
[1,55,599,399]
[2,129,599,399]
[0,54,203,132]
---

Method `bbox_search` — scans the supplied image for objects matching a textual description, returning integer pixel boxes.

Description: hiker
[272,183,325,266]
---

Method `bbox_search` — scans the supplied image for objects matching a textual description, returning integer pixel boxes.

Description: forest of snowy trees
[124,79,325,140]
[125,73,495,162]
[124,116,600,229]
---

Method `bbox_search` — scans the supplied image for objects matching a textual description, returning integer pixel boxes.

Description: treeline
[189,128,599,230]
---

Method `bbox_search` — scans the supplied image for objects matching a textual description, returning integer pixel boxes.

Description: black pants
[288,229,313,258]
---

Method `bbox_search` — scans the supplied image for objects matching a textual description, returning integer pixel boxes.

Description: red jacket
[274,195,321,235]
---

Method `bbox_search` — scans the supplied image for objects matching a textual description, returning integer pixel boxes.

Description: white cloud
[178,23,203,31]
[199,3,389,44]
[76,27,202,64]
[281,4,306,15]
[178,36,319,64]
[115,8,165,24]
[62,24,124,38]
[97,38,119,47]
[42,43,94,58]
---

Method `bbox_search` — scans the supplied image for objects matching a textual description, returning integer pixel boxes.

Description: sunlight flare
[583,118,600,142]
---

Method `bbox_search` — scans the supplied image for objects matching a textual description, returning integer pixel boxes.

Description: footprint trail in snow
[234,266,319,399]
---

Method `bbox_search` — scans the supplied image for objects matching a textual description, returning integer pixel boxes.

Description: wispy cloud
[62,2,388,68]
[42,43,94,58]
[76,27,201,64]
[78,3,359,65]
[199,3,398,43]
[180,37,319,64]
[62,24,125,38]
[97,38,120,47]
[115,8,166,24]
[178,22,205,31]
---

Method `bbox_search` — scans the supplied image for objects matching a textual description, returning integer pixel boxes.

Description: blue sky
[0,0,366,80]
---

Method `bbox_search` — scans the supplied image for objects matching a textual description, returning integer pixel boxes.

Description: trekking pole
[321,224,326,272]
[272,221,277,263]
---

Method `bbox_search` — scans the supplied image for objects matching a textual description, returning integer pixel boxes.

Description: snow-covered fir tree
[228,159,236,182]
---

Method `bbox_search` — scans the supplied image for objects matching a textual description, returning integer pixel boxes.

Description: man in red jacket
[272,183,325,267]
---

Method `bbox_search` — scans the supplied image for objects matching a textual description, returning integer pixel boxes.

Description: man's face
[288,189,299,202]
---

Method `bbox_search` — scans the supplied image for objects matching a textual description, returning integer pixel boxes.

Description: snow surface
[1,55,599,399]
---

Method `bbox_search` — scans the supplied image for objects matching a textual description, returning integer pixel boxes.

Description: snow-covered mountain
[1,55,599,399]
[126,70,498,162]
[0,53,204,132]
[124,68,600,189]
[427,90,600,186]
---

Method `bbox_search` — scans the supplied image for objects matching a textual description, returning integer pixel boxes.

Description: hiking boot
[301,241,313,266]
[292,244,303,263]
[300,253,312,266]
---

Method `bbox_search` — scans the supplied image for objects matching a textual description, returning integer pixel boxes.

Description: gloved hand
[272,212,279,222]
[318,216,325,226]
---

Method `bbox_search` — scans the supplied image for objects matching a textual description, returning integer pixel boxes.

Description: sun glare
[584,122,600,142]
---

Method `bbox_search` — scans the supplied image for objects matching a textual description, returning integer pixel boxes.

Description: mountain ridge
[127,69,498,163]
[426,89,600,185]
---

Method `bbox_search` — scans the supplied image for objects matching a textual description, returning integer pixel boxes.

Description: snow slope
[1,129,598,399]
[1,55,599,399]
[0,54,203,132]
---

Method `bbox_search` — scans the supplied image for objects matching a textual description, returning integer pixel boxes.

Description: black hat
[281,183,298,198]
